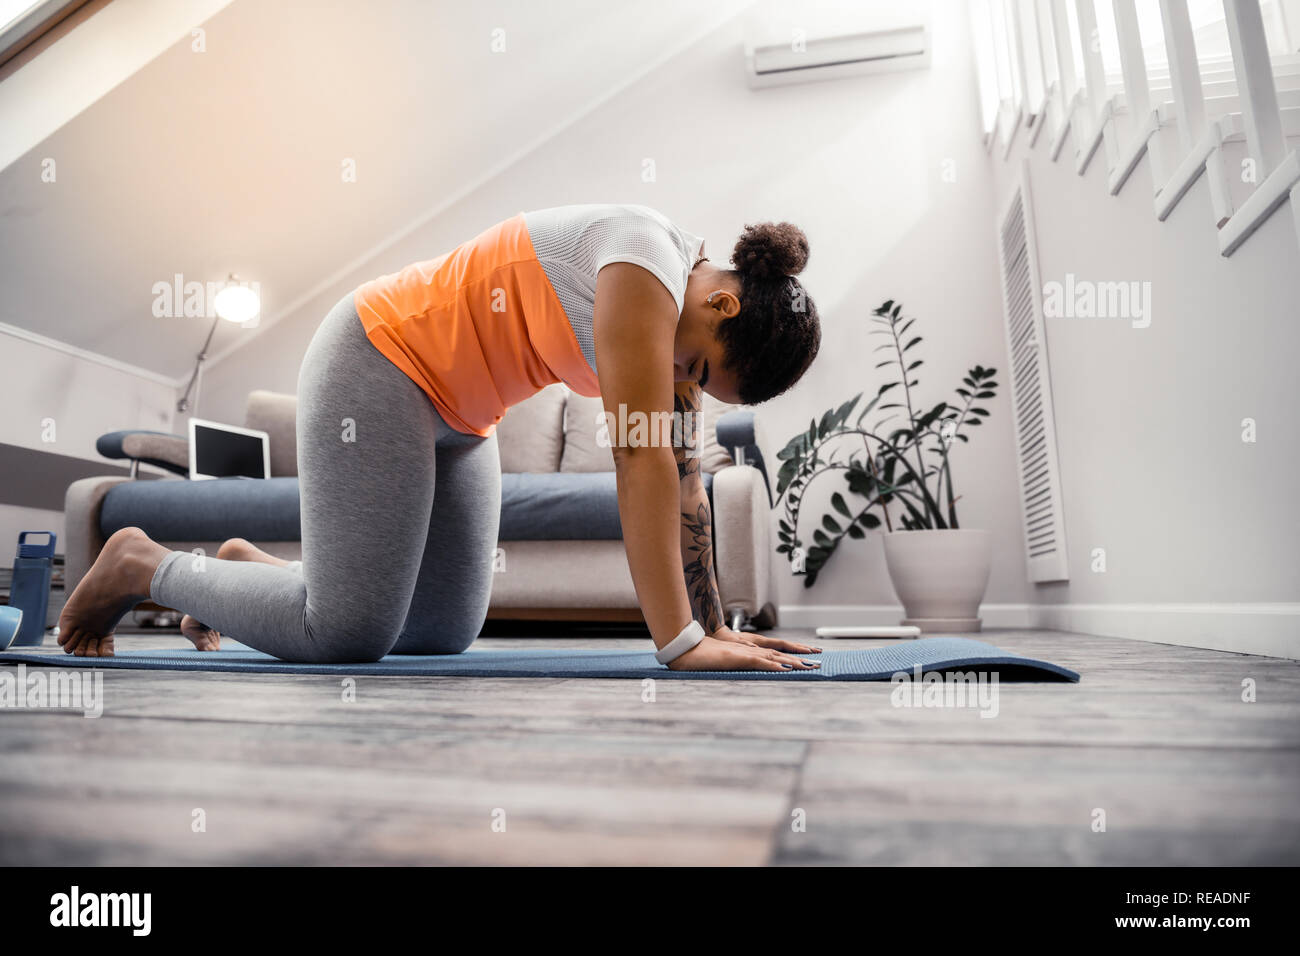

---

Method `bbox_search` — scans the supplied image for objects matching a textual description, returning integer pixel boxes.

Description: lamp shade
[213,282,259,323]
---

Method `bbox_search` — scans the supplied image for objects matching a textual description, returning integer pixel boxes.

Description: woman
[58,203,823,671]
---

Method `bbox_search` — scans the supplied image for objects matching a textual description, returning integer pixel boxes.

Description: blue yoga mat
[0,637,1079,681]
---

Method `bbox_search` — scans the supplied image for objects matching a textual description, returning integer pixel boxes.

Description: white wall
[991,116,1300,657]
[0,328,176,563]
[1,0,219,566]
[0,330,175,458]
[0,0,234,172]
[197,0,1034,620]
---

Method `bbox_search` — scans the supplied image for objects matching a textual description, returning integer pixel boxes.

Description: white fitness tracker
[654,620,706,665]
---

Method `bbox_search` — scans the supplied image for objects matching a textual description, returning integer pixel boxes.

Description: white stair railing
[974,0,1300,258]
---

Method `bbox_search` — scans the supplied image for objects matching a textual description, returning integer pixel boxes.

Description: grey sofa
[64,385,779,629]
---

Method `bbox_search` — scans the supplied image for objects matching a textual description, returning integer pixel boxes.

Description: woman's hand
[666,634,821,672]
[710,625,821,655]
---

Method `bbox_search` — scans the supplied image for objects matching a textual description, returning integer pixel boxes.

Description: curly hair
[715,221,820,404]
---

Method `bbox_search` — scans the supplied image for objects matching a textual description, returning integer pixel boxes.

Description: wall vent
[996,163,1069,583]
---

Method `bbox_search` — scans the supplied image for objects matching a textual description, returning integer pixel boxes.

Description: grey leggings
[150,294,502,662]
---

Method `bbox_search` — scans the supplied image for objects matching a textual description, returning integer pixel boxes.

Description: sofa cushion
[245,390,299,477]
[500,472,618,539]
[100,477,302,542]
[496,383,566,473]
[561,389,736,474]
[99,469,713,545]
[500,470,711,540]
[559,392,615,472]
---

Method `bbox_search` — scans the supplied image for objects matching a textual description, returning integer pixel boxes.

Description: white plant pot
[881,529,992,633]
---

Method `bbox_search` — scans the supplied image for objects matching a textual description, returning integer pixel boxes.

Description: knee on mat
[443,610,489,654]
[299,620,396,664]
[433,627,477,655]
[391,615,482,656]
[392,626,476,656]
[281,642,388,665]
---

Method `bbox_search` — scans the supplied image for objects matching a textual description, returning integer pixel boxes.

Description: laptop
[188,418,271,481]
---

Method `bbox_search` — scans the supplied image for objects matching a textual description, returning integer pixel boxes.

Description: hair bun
[731,221,809,280]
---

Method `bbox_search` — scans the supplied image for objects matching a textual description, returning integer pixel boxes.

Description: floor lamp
[177,274,260,414]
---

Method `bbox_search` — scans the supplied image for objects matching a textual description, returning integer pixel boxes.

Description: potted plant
[774,300,1000,632]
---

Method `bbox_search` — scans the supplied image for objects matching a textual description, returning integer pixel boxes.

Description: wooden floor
[1,627,1297,866]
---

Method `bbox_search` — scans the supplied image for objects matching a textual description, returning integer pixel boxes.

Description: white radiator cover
[996,162,1070,583]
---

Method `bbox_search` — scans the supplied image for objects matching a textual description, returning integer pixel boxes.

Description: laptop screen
[193,423,267,479]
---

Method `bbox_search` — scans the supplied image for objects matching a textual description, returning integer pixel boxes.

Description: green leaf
[855,394,882,427]
[818,409,833,437]
[832,396,860,428]
[845,467,873,496]
[831,492,852,518]
[775,459,797,495]
[822,515,842,534]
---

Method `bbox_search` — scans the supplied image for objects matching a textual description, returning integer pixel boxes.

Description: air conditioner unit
[744,23,930,89]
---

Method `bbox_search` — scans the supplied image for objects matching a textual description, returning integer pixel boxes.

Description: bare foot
[57,527,168,658]
[180,614,221,652]
[178,537,291,651]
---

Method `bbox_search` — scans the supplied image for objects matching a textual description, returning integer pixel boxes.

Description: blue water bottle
[10,531,56,647]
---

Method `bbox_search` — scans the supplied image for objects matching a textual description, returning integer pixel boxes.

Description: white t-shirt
[523,203,706,372]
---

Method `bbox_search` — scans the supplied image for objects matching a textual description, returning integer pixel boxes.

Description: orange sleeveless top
[353,212,601,437]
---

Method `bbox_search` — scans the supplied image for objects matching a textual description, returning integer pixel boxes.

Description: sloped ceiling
[0,0,753,378]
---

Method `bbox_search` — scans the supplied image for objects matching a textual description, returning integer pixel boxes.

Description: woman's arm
[593,264,693,649]
[673,381,821,656]
[593,264,817,671]
[673,382,725,632]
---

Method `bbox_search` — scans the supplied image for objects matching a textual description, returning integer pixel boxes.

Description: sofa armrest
[96,430,189,477]
[711,464,772,624]
[714,410,771,505]
[63,476,134,594]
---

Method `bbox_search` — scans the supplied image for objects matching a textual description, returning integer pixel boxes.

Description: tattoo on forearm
[674,382,722,630]
[673,385,701,482]
[681,501,724,634]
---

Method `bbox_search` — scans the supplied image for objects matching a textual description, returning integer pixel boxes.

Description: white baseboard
[778,602,1300,659]
[1028,603,1299,660]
